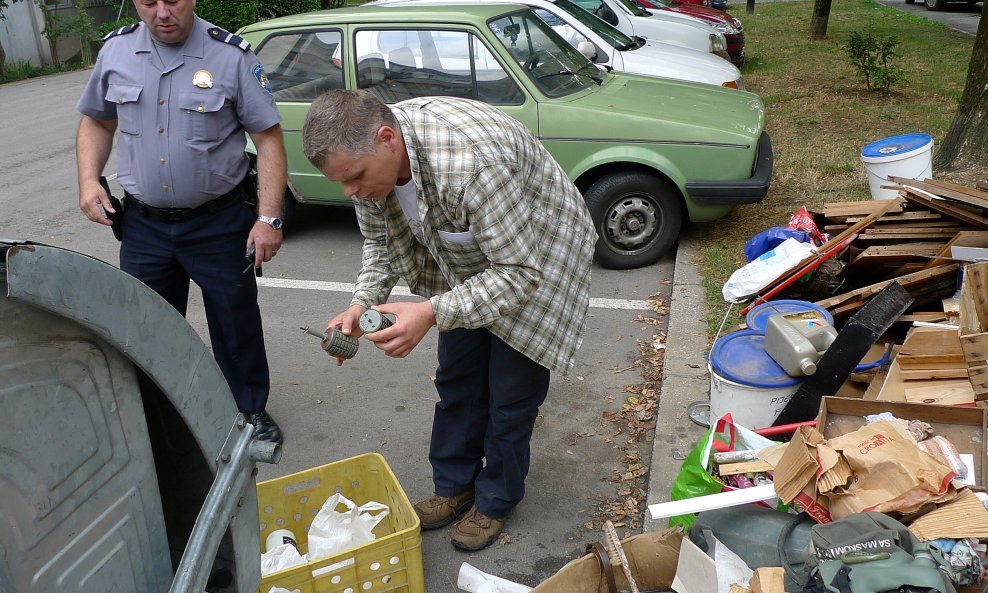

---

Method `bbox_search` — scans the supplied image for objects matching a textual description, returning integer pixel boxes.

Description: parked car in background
[570,0,732,62]
[239,3,772,269]
[909,0,979,10]
[635,0,742,64]
[374,0,746,88]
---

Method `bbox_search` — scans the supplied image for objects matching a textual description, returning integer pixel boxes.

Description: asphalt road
[0,68,674,590]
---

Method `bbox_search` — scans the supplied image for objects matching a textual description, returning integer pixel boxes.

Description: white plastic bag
[722,238,815,302]
[306,493,390,562]
[457,562,532,593]
[260,543,306,576]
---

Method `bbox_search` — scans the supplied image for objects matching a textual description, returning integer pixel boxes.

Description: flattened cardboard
[750,568,786,593]
[908,488,988,541]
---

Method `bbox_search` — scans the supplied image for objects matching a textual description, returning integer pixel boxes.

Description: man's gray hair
[302,90,399,169]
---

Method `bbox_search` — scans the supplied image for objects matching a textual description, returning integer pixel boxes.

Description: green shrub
[196,0,259,32]
[843,28,905,92]
[258,0,322,20]
[96,17,137,40]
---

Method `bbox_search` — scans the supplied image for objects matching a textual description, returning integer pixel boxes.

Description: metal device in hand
[301,326,359,359]
[243,244,262,277]
[358,309,395,333]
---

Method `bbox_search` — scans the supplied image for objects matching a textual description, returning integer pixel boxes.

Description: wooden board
[897,326,965,368]
[820,199,905,222]
[717,460,774,476]
[903,379,975,406]
[844,211,942,224]
[890,176,988,210]
[900,368,970,380]
[900,186,988,228]
[816,263,959,311]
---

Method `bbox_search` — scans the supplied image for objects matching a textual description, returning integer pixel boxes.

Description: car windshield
[553,0,635,49]
[489,10,601,98]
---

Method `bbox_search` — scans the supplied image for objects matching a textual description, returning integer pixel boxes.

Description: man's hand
[364,300,436,358]
[79,179,114,226]
[247,221,283,267]
[325,304,367,366]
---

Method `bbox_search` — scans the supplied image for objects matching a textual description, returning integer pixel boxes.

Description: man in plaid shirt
[303,89,596,551]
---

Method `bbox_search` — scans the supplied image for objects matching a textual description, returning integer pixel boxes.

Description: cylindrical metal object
[358,309,395,333]
[321,328,359,359]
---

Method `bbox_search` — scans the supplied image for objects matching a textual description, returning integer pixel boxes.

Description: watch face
[271,218,283,230]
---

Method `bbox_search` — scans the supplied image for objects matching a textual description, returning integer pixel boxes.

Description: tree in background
[0,0,24,76]
[808,0,832,39]
[934,6,988,171]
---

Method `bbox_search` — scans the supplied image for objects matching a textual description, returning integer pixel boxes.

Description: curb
[643,226,712,532]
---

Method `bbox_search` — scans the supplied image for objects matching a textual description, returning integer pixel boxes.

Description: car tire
[924,0,944,10]
[280,186,299,232]
[584,172,683,269]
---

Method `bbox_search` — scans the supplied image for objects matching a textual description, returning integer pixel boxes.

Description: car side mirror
[577,41,598,61]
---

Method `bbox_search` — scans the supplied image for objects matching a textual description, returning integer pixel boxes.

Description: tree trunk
[0,40,6,77]
[934,4,988,171]
[808,0,834,40]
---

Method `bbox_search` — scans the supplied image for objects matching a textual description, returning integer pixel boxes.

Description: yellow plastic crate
[256,453,424,593]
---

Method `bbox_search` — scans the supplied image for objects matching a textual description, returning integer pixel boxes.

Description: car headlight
[711,21,739,35]
[709,33,727,53]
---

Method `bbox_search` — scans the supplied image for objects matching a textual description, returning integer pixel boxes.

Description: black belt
[125,179,249,224]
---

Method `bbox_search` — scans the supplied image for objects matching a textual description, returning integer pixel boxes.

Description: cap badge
[192,70,213,89]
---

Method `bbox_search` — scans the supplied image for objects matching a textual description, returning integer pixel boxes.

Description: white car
[374,0,743,89]
[572,0,729,59]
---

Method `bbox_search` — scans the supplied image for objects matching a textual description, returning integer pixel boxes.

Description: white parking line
[256,277,648,311]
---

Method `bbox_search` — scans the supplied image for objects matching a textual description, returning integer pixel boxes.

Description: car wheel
[584,172,683,269]
[925,0,944,10]
[280,186,299,232]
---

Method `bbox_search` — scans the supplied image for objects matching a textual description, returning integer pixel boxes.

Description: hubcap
[605,195,658,251]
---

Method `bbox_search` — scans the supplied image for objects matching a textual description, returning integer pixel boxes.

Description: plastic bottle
[764,311,838,376]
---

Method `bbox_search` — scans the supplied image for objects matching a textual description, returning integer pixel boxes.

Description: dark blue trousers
[119,200,270,414]
[431,328,550,518]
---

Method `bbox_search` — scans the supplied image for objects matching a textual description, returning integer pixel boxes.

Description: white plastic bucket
[708,365,800,429]
[860,133,934,200]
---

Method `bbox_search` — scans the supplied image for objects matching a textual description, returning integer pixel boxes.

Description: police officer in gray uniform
[75,0,287,444]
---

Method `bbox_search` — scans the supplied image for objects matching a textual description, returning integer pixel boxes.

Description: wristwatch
[257,215,283,230]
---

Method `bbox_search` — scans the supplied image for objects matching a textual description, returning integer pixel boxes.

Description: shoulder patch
[253,64,273,94]
[102,22,139,42]
[207,27,251,52]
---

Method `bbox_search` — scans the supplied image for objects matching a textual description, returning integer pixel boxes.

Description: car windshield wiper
[538,68,602,85]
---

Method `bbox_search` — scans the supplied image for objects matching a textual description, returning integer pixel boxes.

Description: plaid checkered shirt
[350,97,597,373]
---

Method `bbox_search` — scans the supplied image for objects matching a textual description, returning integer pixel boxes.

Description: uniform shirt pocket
[177,91,226,143]
[105,83,143,135]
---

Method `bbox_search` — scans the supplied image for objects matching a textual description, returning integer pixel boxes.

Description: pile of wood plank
[749,178,988,406]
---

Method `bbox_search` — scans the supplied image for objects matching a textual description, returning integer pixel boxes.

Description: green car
[239,2,772,269]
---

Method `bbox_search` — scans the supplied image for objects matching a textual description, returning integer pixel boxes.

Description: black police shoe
[248,411,284,445]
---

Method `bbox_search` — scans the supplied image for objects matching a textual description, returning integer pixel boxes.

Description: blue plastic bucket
[709,330,801,428]
[745,300,834,334]
[860,133,934,200]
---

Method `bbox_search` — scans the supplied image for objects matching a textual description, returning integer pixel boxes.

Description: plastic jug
[764,311,837,376]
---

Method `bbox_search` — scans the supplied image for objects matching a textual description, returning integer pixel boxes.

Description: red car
[636,0,743,65]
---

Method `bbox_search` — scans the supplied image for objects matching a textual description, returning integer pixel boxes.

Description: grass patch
[697,0,976,335]
[0,60,87,85]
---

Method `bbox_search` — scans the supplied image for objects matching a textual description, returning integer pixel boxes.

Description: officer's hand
[326,304,366,366]
[79,179,114,226]
[364,300,436,359]
[248,221,283,267]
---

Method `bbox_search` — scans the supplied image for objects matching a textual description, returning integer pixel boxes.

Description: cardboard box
[815,397,988,487]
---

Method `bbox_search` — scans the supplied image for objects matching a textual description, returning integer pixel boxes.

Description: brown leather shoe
[450,507,504,551]
[413,490,475,530]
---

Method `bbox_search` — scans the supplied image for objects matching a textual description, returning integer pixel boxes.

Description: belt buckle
[162,209,185,223]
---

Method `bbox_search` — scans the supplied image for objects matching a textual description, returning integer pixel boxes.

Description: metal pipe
[169,424,256,593]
